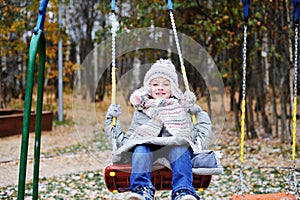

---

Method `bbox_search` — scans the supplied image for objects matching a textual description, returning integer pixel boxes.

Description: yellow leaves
[45,62,51,70]
[47,68,58,79]
[46,47,58,60]
[10,21,25,32]
[64,61,77,76]
[222,15,229,20]
[13,41,27,52]
[223,72,228,79]
[72,63,80,71]
[45,60,77,80]
[256,21,261,27]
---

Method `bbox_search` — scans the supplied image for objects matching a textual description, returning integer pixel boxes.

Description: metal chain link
[110,13,119,72]
[237,166,245,197]
[294,26,298,98]
[242,25,248,101]
[169,11,184,69]
[291,161,299,199]
[110,12,119,107]
[169,11,190,91]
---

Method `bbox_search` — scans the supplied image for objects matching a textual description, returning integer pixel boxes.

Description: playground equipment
[17,0,49,199]
[16,0,298,199]
[232,1,299,199]
[103,0,223,194]
[0,109,53,137]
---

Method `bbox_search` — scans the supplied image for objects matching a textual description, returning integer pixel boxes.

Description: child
[104,59,212,200]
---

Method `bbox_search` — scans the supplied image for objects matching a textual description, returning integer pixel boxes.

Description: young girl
[104,59,212,200]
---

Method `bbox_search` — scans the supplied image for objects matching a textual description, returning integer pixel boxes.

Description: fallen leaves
[0,124,299,199]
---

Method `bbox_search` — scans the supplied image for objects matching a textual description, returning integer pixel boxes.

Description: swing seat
[104,164,212,193]
[232,192,296,200]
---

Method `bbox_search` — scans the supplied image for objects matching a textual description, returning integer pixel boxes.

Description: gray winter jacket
[104,104,212,164]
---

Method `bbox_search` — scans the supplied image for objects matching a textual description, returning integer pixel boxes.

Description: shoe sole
[181,195,197,200]
[125,193,144,200]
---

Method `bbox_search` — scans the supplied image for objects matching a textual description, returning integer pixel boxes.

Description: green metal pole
[17,30,44,200]
[32,30,46,200]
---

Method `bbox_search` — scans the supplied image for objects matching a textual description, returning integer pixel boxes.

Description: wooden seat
[232,192,296,200]
[104,164,212,193]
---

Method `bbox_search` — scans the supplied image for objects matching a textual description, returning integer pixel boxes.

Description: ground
[0,96,299,199]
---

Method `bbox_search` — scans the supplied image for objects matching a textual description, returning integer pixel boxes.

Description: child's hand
[129,88,149,109]
[106,104,122,119]
[183,91,196,108]
[188,104,202,115]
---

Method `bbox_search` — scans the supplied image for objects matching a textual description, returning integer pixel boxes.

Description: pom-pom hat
[143,59,184,100]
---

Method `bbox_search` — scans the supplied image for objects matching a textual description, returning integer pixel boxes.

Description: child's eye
[152,83,158,86]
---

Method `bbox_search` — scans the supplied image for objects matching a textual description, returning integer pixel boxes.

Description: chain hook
[241,0,250,23]
[165,0,173,11]
[111,0,117,12]
[293,0,300,24]
[33,0,49,35]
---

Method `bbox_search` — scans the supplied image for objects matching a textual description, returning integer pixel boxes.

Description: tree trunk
[255,27,272,137]
[279,79,287,143]
[248,72,258,139]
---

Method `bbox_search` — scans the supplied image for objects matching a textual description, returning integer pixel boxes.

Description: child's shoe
[125,192,144,200]
[126,187,155,200]
[173,189,199,200]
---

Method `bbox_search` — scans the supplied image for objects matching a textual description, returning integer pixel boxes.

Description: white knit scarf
[133,98,192,139]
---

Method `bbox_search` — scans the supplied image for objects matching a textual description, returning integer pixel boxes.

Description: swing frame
[233,1,298,199]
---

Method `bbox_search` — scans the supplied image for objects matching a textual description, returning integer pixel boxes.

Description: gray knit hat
[143,59,184,100]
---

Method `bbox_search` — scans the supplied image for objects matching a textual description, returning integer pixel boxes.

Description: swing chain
[239,24,247,163]
[294,26,298,99]
[169,11,190,91]
[169,11,183,67]
[110,12,118,106]
[236,165,245,197]
[291,24,299,200]
[293,161,299,199]
[110,13,119,71]
[242,24,247,101]
[109,12,119,151]
[288,160,299,199]
[236,23,248,198]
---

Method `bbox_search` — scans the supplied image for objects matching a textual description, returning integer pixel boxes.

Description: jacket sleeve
[104,117,125,149]
[192,105,212,150]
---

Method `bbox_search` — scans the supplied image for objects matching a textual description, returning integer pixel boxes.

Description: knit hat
[143,59,184,100]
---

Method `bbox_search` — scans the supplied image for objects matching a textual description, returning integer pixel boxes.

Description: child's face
[149,77,171,99]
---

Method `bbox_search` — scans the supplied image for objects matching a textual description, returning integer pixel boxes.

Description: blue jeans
[130,144,196,198]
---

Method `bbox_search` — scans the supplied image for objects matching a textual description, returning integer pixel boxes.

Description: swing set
[104,0,299,198]
[16,0,298,199]
[104,0,222,193]
[232,0,299,199]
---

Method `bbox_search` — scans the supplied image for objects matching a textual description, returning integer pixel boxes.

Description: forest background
[1,0,299,142]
